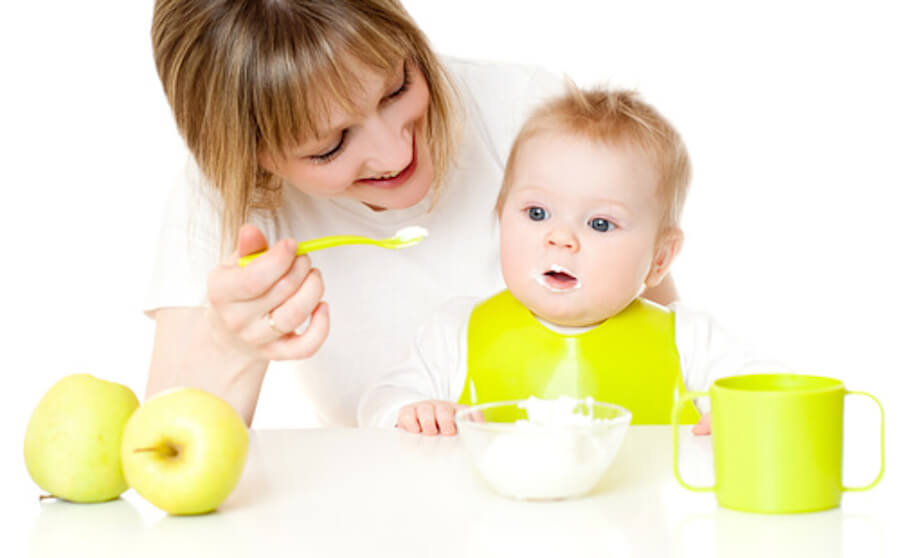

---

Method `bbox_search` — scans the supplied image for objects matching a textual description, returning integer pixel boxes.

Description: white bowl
[455,397,631,500]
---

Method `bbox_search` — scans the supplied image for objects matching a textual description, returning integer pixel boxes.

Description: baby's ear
[645,228,684,287]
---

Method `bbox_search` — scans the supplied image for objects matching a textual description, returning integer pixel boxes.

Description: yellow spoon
[238,226,429,267]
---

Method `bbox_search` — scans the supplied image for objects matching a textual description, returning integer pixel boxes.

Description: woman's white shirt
[145,58,566,426]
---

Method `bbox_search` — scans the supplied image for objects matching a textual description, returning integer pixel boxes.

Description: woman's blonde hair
[497,84,691,234]
[152,0,457,250]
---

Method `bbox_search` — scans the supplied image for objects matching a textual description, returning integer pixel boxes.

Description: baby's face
[500,132,673,327]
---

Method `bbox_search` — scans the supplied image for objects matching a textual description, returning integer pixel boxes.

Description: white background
[1,0,896,477]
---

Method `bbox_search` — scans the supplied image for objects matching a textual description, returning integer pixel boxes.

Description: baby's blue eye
[527,207,548,221]
[589,218,615,232]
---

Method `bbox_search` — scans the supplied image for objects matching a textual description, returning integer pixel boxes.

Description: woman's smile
[355,131,419,190]
[258,60,434,210]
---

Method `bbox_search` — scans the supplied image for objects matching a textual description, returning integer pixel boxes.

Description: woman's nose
[546,228,579,252]
[362,116,412,173]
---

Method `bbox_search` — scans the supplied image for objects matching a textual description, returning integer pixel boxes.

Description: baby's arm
[673,302,789,436]
[357,298,476,430]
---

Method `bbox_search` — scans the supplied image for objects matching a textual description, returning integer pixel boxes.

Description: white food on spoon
[393,226,429,242]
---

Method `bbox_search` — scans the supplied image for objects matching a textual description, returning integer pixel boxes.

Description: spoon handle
[238,235,378,267]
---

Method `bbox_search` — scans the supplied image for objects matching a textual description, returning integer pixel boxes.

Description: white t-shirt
[357,297,787,428]
[145,58,567,426]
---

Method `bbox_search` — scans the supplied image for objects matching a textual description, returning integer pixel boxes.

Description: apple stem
[39,494,56,501]
[133,442,179,458]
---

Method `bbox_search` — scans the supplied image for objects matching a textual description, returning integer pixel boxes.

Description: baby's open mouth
[537,265,581,291]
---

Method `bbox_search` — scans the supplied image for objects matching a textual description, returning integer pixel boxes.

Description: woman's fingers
[211,238,298,303]
[258,255,314,315]
[237,223,269,259]
[205,225,334,362]
[242,263,323,344]
[263,301,331,361]
[266,266,324,333]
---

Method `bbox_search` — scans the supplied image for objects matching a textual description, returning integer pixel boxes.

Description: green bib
[458,290,700,424]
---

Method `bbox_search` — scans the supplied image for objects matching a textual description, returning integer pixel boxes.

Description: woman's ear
[258,150,277,175]
[645,228,684,288]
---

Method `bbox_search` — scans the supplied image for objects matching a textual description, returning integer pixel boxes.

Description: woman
[145,0,677,426]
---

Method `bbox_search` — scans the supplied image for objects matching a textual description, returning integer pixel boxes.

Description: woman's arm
[146,225,330,426]
[147,307,268,426]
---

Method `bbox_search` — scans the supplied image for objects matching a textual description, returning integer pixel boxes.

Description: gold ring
[267,311,289,336]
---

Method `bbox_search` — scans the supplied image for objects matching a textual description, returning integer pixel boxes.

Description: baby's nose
[546,229,579,251]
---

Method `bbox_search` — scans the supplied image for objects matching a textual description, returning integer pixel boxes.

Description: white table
[17,426,894,557]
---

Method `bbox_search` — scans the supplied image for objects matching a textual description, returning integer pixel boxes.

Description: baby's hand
[692,413,711,435]
[395,400,466,436]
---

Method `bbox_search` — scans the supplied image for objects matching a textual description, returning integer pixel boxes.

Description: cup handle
[672,391,715,492]
[842,390,885,492]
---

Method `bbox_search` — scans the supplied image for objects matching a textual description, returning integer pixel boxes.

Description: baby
[358,85,776,435]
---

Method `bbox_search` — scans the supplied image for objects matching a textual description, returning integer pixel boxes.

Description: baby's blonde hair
[497,85,691,233]
[152,0,457,250]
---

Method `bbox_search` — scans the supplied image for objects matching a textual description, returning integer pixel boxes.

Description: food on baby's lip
[456,396,631,500]
[533,264,582,291]
[24,374,140,503]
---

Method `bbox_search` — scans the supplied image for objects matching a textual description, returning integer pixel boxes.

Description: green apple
[120,387,249,515]
[24,373,140,502]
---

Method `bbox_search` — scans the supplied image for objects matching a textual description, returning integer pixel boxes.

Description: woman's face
[260,59,434,211]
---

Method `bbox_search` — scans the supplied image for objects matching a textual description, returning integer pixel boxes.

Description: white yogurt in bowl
[455,396,631,500]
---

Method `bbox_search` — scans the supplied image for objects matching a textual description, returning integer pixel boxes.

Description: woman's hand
[147,224,330,425]
[206,224,330,362]
[396,400,467,436]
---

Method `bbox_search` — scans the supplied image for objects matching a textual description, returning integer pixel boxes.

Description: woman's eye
[310,130,347,163]
[589,217,615,232]
[384,63,410,102]
[527,207,548,221]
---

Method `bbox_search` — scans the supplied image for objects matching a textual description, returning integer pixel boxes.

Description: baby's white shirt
[357,297,788,428]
